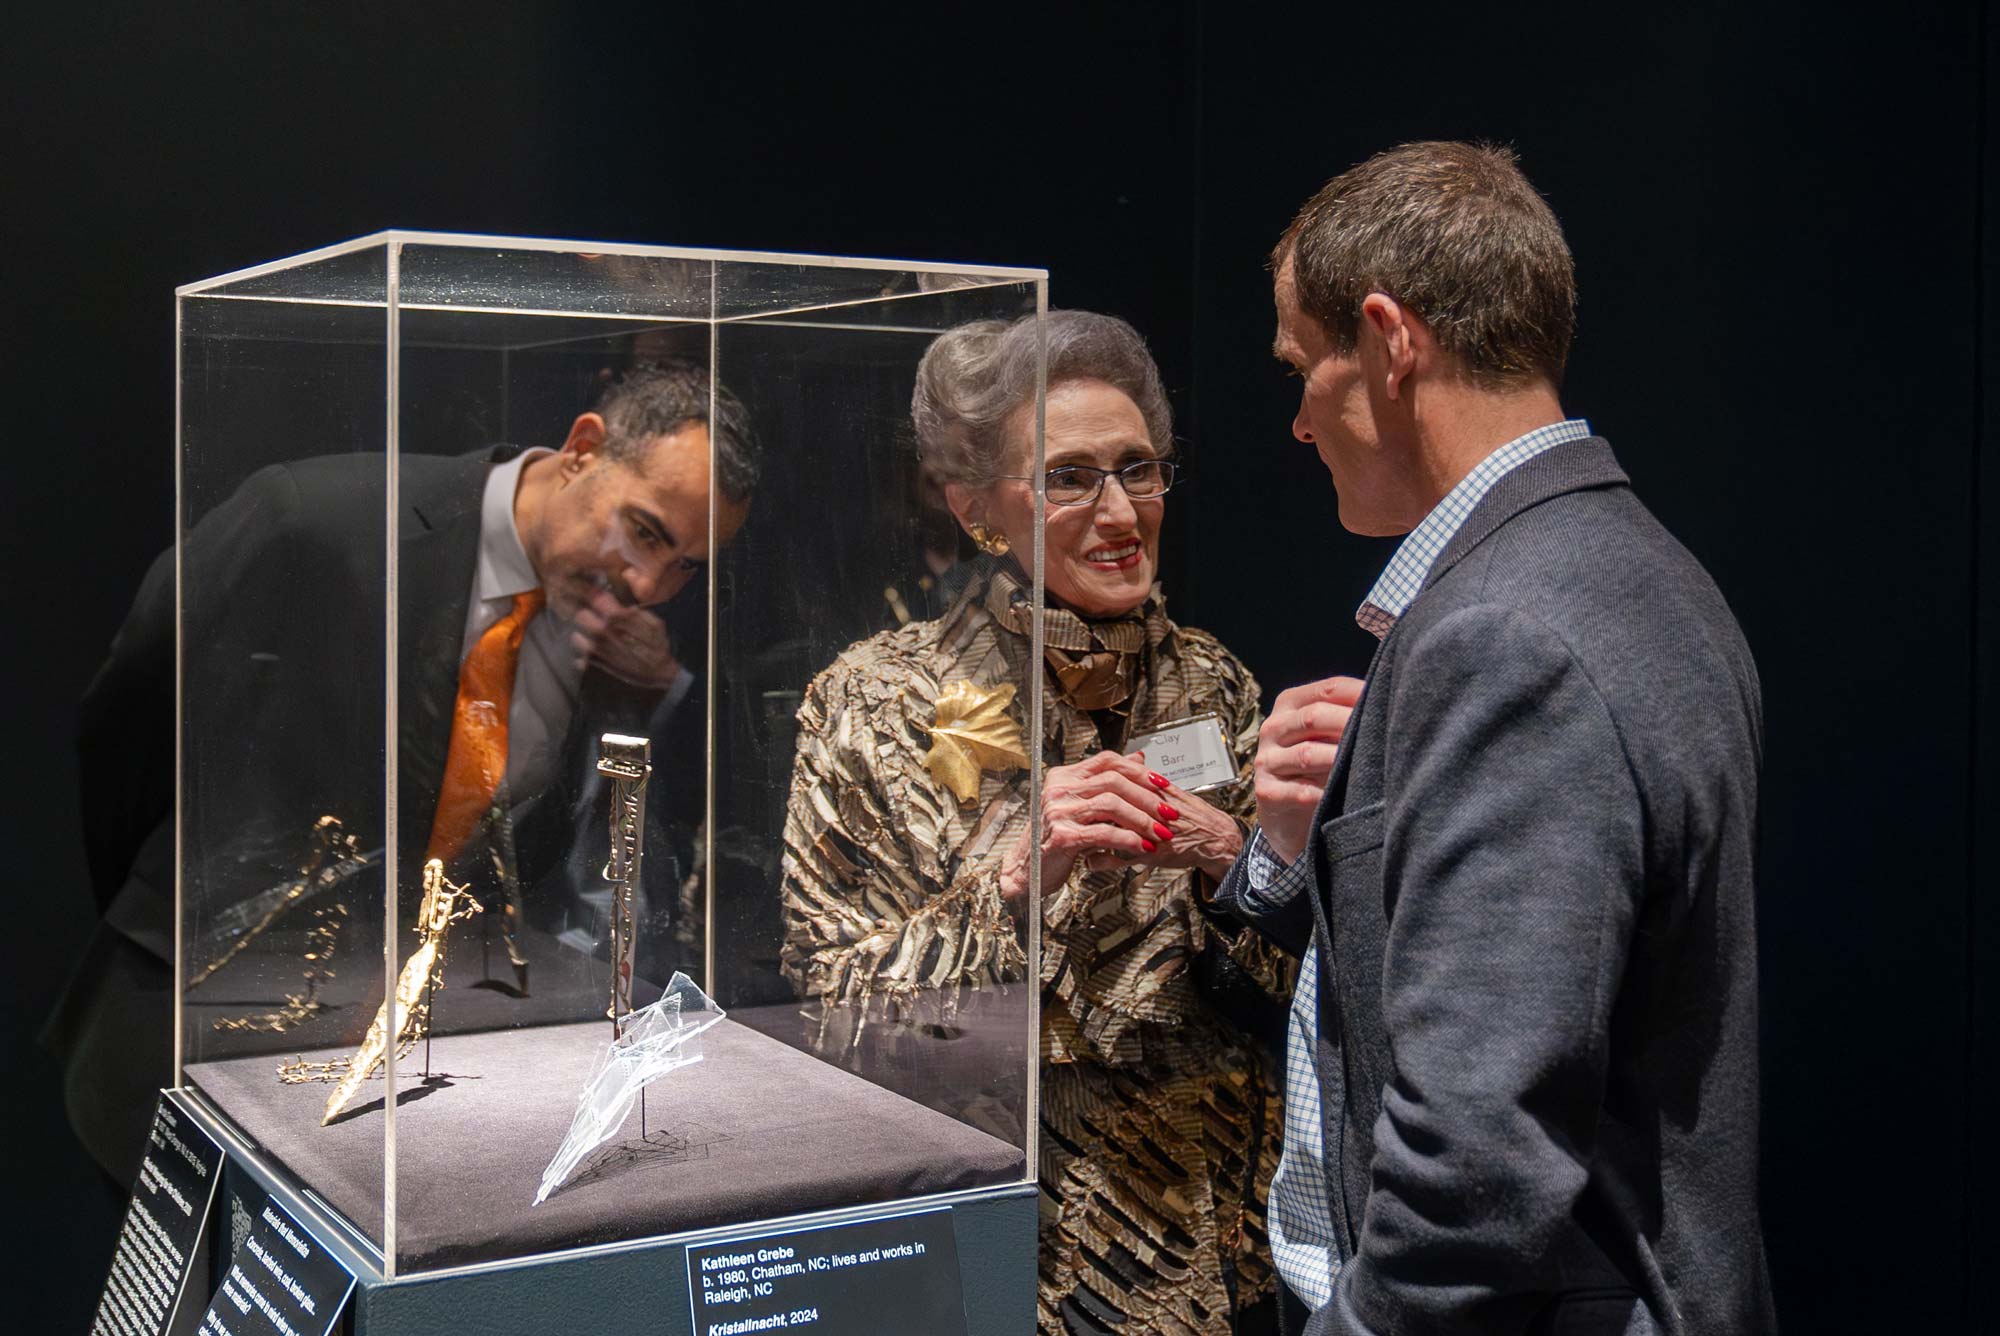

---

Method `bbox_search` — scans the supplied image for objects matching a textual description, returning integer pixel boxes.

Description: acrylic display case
[169,232,1046,1323]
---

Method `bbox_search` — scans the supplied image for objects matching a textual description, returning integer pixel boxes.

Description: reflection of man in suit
[47,358,758,1183]
[1215,144,1774,1333]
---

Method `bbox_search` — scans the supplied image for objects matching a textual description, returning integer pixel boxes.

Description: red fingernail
[1152,822,1173,841]
[1147,772,1170,789]
[1140,839,1156,853]
[1158,802,1180,821]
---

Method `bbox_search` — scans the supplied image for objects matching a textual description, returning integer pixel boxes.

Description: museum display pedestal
[186,1014,1024,1269]
[174,1084,1035,1335]
[147,233,1049,1330]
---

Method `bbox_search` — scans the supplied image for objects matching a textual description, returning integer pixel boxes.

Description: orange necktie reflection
[425,588,545,864]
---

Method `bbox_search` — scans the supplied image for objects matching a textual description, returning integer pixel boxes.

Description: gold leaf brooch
[924,680,1028,804]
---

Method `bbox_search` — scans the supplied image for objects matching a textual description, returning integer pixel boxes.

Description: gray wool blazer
[1215,438,1776,1335]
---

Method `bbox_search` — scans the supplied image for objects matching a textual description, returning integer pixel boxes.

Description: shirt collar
[1356,419,1592,639]
[475,447,550,605]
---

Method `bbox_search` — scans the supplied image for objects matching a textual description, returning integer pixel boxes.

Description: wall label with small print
[93,1094,225,1336]
[194,1194,355,1336]
[685,1207,967,1336]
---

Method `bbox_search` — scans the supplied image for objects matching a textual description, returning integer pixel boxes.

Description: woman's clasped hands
[1000,750,1243,910]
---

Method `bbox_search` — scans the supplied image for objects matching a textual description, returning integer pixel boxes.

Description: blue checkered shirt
[1246,418,1592,1309]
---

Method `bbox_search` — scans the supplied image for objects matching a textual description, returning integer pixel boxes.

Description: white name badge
[1126,713,1238,793]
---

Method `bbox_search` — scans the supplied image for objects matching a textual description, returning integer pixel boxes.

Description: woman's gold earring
[969,523,1010,557]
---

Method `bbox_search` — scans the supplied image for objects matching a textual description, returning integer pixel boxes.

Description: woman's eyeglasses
[1003,459,1182,507]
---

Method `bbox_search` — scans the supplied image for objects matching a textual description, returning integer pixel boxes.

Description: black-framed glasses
[1003,459,1182,507]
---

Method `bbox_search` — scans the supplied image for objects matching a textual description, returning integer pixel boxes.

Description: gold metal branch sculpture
[189,814,371,992]
[211,901,350,1035]
[281,859,482,1124]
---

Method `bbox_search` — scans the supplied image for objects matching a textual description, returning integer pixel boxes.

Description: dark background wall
[3,2,1989,1330]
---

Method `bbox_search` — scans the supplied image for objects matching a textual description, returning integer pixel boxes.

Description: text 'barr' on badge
[1125,713,1236,792]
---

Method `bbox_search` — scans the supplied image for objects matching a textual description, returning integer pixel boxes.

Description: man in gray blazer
[1211,142,1776,1333]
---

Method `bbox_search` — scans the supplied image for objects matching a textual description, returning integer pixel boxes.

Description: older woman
[780,310,1289,1335]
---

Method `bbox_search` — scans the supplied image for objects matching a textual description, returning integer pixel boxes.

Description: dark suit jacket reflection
[1213,440,1776,1335]
[48,448,703,1182]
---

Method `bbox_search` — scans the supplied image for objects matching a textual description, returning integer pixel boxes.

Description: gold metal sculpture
[188,814,372,991]
[597,733,651,1036]
[922,680,1028,804]
[211,901,350,1034]
[281,859,482,1123]
[479,799,532,995]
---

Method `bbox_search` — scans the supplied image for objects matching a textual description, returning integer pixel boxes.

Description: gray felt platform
[186,1015,1026,1271]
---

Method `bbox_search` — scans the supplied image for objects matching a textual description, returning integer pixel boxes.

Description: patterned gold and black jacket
[779,564,1289,1054]
[780,565,1293,1334]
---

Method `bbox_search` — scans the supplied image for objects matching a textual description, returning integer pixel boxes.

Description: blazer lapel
[1299,626,1395,1263]
[1308,625,1394,835]
[394,451,497,857]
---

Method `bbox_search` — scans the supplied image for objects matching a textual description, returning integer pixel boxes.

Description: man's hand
[570,589,681,690]
[1254,675,1366,866]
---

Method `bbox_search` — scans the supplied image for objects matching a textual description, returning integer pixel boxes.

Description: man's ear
[557,412,608,476]
[1360,293,1420,402]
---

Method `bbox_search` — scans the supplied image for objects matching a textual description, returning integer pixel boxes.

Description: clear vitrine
[173,232,1046,1282]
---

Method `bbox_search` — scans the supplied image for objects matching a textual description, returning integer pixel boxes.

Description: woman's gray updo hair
[911,308,1173,489]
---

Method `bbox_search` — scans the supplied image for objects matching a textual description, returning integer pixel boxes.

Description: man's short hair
[595,358,761,502]
[1275,141,1576,387]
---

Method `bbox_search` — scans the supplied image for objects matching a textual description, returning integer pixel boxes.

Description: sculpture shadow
[551,1121,734,1198]
[324,1073,479,1126]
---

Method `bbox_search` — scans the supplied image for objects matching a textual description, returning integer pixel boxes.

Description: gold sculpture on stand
[477,799,532,996]
[597,733,651,1037]
[280,858,482,1123]
[188,814,372,992]
[211,901,350,1035]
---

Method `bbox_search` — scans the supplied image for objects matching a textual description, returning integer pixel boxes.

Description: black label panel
[93,1096,225,1336]
[685,1208,967,1336]
[195,1197,355,1336]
